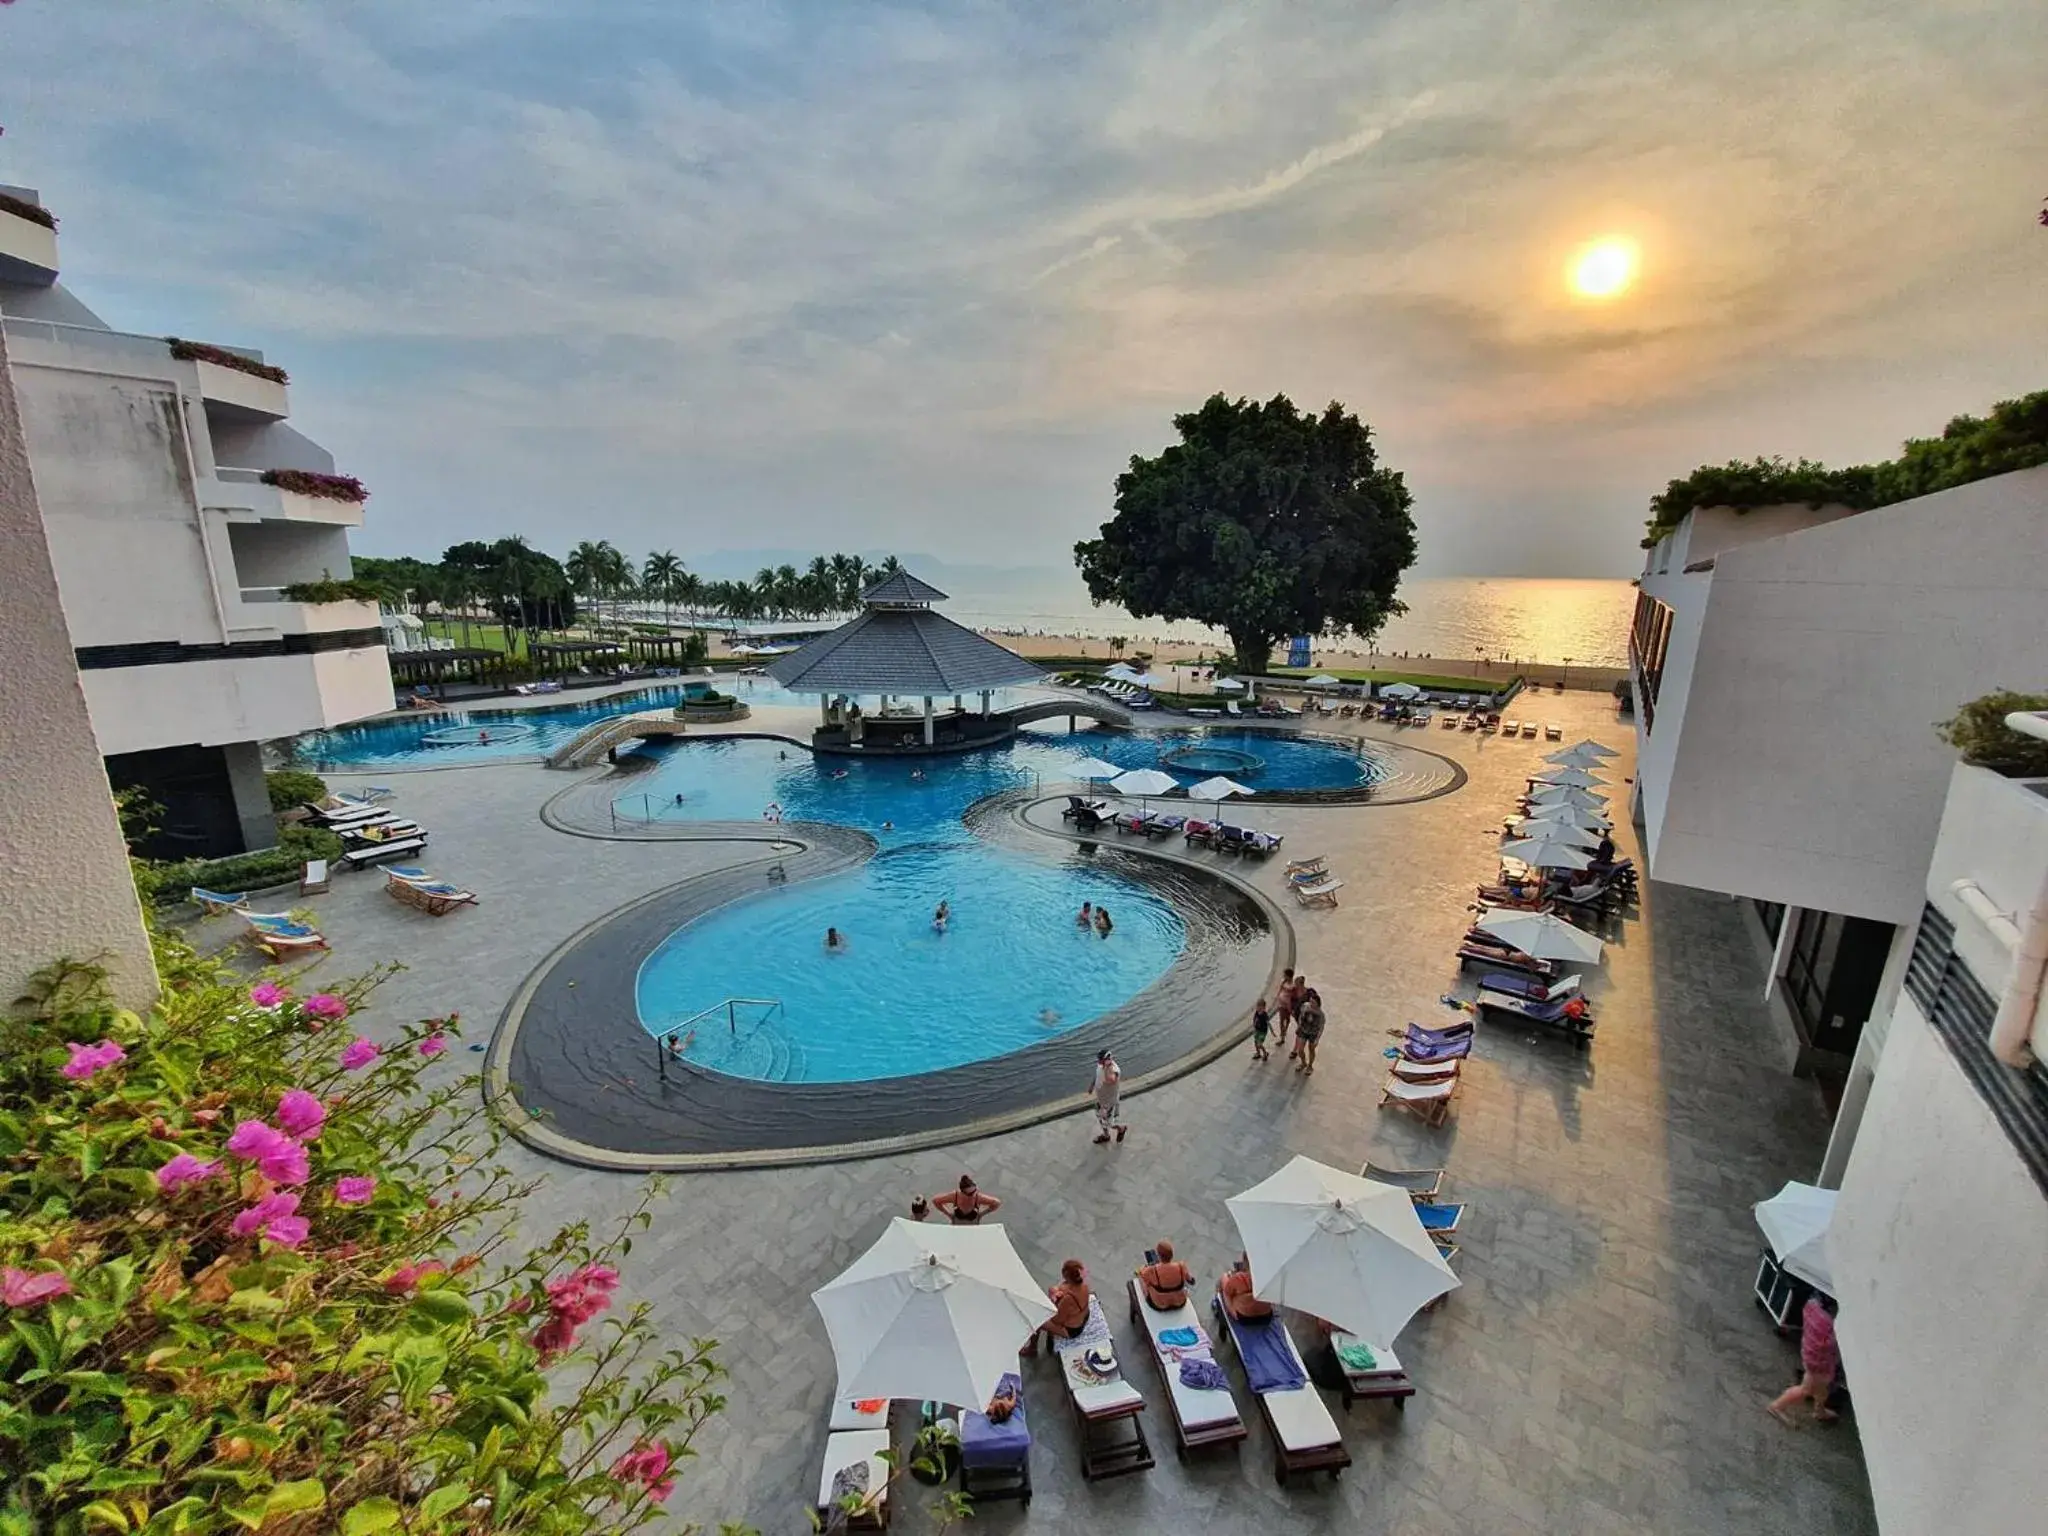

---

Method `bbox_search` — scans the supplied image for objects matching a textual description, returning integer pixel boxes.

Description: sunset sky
[4,0,2042,575]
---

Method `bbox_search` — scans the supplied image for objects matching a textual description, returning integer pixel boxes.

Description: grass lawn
[1271,666,1511,692]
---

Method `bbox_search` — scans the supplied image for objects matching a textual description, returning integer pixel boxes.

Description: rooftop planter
[262,468,368,504]
[166,336,289,385]
[278,577,380,604]
[1937,691,2048,778]
[0,190,56,230]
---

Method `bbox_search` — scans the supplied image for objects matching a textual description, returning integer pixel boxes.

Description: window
[1629,591,1674,733]
[1780,908,1896,1057]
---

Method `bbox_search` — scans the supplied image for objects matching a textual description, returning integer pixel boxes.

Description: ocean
[942,575,1636,669]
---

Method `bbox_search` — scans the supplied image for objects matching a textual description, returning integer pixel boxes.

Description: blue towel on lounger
[960,1373,1030,1469]
[1179,1357,1230,1392]
[1229,1313,1308,1392]
[1159,1326,1200,1348]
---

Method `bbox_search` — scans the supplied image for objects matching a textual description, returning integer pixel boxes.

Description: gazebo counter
[812,710,1015,756]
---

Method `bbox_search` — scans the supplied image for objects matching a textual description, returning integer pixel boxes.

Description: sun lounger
[1361,1162,1446,1200]
[384,874,478,915]
[1325,1331,1415,1411]
[339,818,422,844]
[1292,876,1343,908]
[1476,990,1596,1041]
[829,1398,890,1432]
[340,836,428,870]
[1440,714,1459,728]
[1049,1295,1154,1480]
[1284,855,1328,878]
[1545,722,1563,740]
[815,1426,891,1531]
[1225,700,1244,718]
[1400,1034,1472,1066]
[1456,938,1560,981]
[1145,813,1186,837]
[1286,864,1333,886]
[1479,971,1582,1003]
[1062,795,1109,821]
[1211,1290,1350,1485]
[1379,1074,1459,1127]
[1127,1278,1248,1458]
[1413,1202,1465,1237]
[1403,1020,1474,1052]
[1187,706,1222,717]
[239,913,328,958]
[1392,1056,1462,1083]
[188,887,248,916]
[1183,819,1219,847]
[1236,829,1283,856]
[1501,718,1519,736]
[1114,811,1154,835]
[1520,722,1538,738]
[959,1372,1032,1507]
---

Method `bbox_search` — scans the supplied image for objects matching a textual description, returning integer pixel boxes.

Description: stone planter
[675,699,750,724]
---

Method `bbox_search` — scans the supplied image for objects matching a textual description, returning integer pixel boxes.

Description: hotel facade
[1627,466,2048,1534]
[0,184,390,859]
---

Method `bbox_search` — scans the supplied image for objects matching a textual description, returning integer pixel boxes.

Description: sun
[1568,237,1639,299]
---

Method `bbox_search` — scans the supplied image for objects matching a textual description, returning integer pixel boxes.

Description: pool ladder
[652,997,784,1079]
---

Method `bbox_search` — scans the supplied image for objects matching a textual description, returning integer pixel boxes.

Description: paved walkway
[206,692,1875,1534]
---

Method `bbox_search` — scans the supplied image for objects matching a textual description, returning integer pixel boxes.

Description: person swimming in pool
[478,730,490,744]
[1094,906,1114,936]
[1076,901,1094,928]
[1038,1007,1062,1028]
[933,900,950,932]
[880,820,894,832]
[910,767,925,781]
[825,927,847,951]
[830,769,849,780]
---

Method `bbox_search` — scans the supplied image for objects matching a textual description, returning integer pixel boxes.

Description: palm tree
[753,567,778,620]
[644,551,684,630]
[877,553,903,580]
[843,555,871,607]
[806,555,832,616]
[775,563,800,619]
[595,541,628,630]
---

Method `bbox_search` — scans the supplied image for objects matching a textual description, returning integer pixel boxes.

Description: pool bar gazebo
[765,570,1047,755]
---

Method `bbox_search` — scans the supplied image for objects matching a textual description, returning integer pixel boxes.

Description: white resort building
[0,183,390,858]
[1627,466,2048,1534]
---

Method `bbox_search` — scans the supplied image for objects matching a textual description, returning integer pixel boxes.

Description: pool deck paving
[217,690,1876,1534]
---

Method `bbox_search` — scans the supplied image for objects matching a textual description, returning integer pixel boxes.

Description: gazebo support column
[923,696,934,746]
[820,696,830,726]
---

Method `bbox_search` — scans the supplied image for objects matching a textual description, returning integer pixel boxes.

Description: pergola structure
[386,647,504,695]
[531,638,628,679]
[765,571,1046,754]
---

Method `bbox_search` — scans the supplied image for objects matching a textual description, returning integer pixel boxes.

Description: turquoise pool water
[637,844,1186,1081]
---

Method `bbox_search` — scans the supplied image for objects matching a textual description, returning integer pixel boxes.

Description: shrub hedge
[0,189,56,229]
[260,469,369,504]
[165,337,288,385]
[1937,690,2048,777]
[147,825,345,908]
[264,770,328,813]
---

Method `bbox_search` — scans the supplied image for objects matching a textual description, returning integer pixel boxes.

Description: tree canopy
[1074,393,1417,673]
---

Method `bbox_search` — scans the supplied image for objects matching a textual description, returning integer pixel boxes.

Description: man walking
[1091,1049,1126,1145]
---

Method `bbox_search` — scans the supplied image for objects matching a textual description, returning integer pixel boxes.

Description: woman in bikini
[933,1174,1001,1225]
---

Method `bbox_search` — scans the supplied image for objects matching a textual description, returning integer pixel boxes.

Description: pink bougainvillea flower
[611,1443,675,1503]
[225,1119,290,1161]
[304,993,349,1021]
[2,1267,72,1308]
[531,1313,579,1360]
[263,1215,311,1248]
[333,1175,376,1206]
[224,1119,311,1185]
[60,1040,127,1081]
[155,1153,224,1193]
[249,981,289,1009]
[383,1259,447,1296]
[534,1261,621,1358]
[339,1038,380,1072]
[275,1088,326,1141]
[230,1190,301,1238]
[260,1138,311,1186]
[418,1033,448,1058]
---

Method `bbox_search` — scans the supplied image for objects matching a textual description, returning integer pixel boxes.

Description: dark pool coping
[486,783,1292,1172]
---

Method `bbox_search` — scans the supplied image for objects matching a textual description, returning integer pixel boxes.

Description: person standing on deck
[1091,1049,1126,1144]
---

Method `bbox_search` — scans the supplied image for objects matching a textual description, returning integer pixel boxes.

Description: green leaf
[339,1498,401,1536]
[417,1483,471,1522]
[263,1479,326,1518]
[78,1501,131,1532]
[408,1290,472,1326]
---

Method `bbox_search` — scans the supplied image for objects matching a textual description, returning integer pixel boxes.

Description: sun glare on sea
[1568,237,1639,299]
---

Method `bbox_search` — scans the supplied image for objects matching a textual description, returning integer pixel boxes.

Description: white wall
[82,646,393,758]
[1828,994,2048,1536]
[1639,467,2048,922]
[1629,569,1708,866]
[225,521,353,588]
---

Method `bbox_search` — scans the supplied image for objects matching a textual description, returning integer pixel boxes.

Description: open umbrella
[1470,907,1605,963]
[1226,1156,1459,1348]
[1754,1181,1837,1291]
[1380,682,1422,700]
[1111,768,1179,798]
[1555,738,1619,759]
[1527,784,1608,812]
[1529,800,1611,830]
[1303,674,1341,689]
[1187,775,1253,802]
[812,1218,1054,1409]
[1530,766,1606,790]
[1213,678,1246,693]
[1125,672,1167,690]
[1104,662,1140,680]
[1543,746,1608,771]
[1501,835,1594,870]
[1068,756,1123,781]
[1510,818,1600,848]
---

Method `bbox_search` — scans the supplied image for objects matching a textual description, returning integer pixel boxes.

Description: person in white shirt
[1091,1049,1126,1145]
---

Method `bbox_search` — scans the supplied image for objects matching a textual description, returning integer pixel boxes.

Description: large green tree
[1074,393,1417,673]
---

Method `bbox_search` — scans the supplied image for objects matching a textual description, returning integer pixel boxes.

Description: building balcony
[193,356,289,421]
[0,196,59,285]
[234,591,380,637]
[206,468,366,529]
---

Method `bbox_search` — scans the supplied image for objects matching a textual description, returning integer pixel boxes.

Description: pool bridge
[546,709,690,770]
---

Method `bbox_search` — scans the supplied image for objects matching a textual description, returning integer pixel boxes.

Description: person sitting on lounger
[934,1174,1000,1225]
[1595,833,1616,864]
[1034,1259,1092,1344]
[1138,1241,1193,1310]
[1220,1256,1274,1321]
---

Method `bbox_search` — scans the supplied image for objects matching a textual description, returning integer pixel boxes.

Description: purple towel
[1229,1312,1308,1392]
[1179,1357,1230,1392]
[960,1373,1030,1469]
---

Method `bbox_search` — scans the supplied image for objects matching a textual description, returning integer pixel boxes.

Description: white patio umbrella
[1543,745,1609,770]
[1104,662,1140,680]
[1520,803,1610,834]
[1303,674,1341,689]
[1111,768,1179,798]
[1501,835,1595,870]
[1510,818,1601,848]
[1527,784,1608,812]
[812,1219,1054,1409]
[1555,738,1619,759]
[1213,678,1247,693]
[1470,908,1605,964]
[1754,1182,1838,1292]
[1380,682,1422,700]
[1225,1156,1459,1348]
[1187,775,1254,802]
[1125,672,1167,690]
[1068,756,1123,781]
[1530,766,1607,790]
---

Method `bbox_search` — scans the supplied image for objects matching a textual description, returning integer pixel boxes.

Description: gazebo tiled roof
[765,572,1045,695]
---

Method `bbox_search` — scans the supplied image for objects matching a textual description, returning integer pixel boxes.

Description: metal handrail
[652,997,784,1077]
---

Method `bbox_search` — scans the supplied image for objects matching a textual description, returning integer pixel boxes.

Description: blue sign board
[1287,635,1312,668]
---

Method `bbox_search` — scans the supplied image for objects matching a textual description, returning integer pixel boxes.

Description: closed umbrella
[1068,756,1123,781]
[1530,766,1606,790]
[812,1218,1054,1409]
[1226,1156,1459,1348]
[1470,908,1605,964]
[1755,1182,1838,1292]
[1501,835,1594,870]
[1187,775,1253,802]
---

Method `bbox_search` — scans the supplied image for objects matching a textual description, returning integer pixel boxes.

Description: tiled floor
[215,691,1876,1533]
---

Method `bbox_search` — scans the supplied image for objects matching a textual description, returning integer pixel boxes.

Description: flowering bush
[261,469,369,504]
[0,930,752,1535]
[165,337,288,385]
[0,189,57,230]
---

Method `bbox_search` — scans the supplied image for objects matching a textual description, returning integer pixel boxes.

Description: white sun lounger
[1326,1333,1415,1411]
[1126,1278,1248,1457]
[829,1398,890,1433]
[1225,700,1244,718]
[1284,855,1328,878]
[1212,1293,1350,1485]
[1049,1295,1155,1480]
[1544,722,1563,740]
[814,1427,890,1531]
[1292,876,1344,908]
[340,836,428,869]
[1379,1074,1460,1127]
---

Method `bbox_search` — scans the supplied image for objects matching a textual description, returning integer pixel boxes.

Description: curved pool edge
[484,804,1293,1173]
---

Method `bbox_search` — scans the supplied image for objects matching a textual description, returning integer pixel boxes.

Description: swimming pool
[636,844,1186,1082]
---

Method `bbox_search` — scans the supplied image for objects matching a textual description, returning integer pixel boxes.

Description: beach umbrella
[1511,818,1600,848]
[1125,672,1167,690]
[1520,803,1609,833]
[1187,775,1253,802]
[1528,784,1608,813]
[1213,678,1246,693]
[1226,1156,1459,1349]
[812,1218,1054,1409]
[1380,682,1422,700]
[1754,1182,1838,1292]
[1501,836,1594,870]
[1068,756,1123,781]
[1530,766,1606,790]
[1555,738,1619,760]
[1470,908,1605,964]
[1543,745,1608,770]
[1110,768,1179,799]
[1104,662,1140,680]
[1303,674,1341,689]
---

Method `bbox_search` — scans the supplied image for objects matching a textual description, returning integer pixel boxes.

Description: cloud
[3,0,2043,577]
